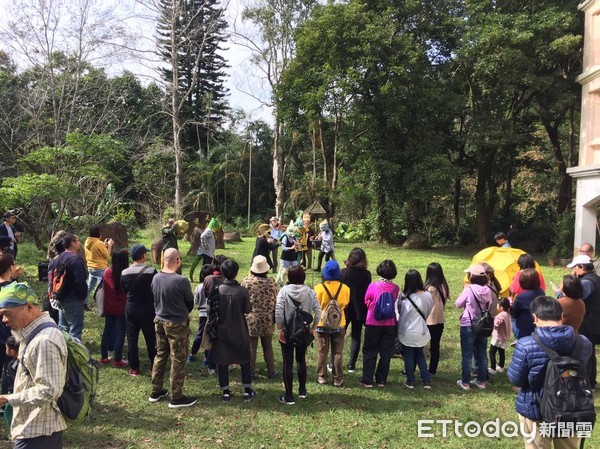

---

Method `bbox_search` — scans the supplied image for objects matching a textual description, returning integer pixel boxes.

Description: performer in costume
[252,224,278,269]
[315,220,334,272]
[190,218,220,282]
[269,217,283,274]
[276,221,299,285]
[296,216,308,266]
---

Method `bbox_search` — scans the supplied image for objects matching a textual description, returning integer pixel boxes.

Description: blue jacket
[508,325,592,420]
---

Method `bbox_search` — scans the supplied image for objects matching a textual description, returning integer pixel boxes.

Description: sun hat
[0,282,39,308]
[464,264,486,277]
[322,260,341,280]
[567,255,592,268]
[250,255,270,274]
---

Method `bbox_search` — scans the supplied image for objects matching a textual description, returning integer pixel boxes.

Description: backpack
[320,282,343,329]
[51,256,71,301]
[533,333,596,427]
[207,278,224,343]
[284,298,314,347]
[468,287,494,337]
[23,322,99,425]
[374,288,398,320]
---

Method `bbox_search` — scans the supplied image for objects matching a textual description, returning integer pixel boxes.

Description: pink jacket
[492,310,512,344]
[364,280,399,326]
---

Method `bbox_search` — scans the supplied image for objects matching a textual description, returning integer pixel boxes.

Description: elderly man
[0,282,67,449]
[579,243,600,275]
[149,248,196,408]
[567,254,600,390]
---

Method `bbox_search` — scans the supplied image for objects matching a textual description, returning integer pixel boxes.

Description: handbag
[94,282,105,316]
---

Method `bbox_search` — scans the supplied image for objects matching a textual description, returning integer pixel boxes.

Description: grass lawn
[7,235,599,449]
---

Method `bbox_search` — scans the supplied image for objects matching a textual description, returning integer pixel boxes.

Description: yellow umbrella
[468,247,543,297]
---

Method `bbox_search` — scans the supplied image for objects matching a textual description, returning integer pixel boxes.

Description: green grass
[7,237,599,448]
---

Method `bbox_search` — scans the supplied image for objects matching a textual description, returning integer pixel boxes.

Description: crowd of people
[0,212,598,448]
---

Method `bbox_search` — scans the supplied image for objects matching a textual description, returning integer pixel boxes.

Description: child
[188,264,214,364]
[489,298,512,374]
[2,336,18,426]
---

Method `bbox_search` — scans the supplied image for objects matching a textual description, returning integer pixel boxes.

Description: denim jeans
[58,298,85,340]
[402,345,431,384]
[101,314,126,360]
[460,326,488,383]
[86,268,105,305]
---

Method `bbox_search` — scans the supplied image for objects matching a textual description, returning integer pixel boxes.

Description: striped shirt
[8,313,67,440]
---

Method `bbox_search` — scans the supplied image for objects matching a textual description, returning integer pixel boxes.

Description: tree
[239,0,316,219]
[154,0,229,213]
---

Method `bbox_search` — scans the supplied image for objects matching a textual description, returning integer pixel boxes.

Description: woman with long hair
[398,269,433,389]
[100,250,129,367]
[340,248,372,373]
[424,262,449,376]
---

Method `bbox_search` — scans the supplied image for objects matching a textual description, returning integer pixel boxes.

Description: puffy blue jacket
[507,325,592,420]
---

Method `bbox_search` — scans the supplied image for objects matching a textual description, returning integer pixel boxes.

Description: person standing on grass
[189,218,219,282]
[0,282,67,449]
[456,264,493,391]
[211,259,257,402]
[340,248,372,374]
[269,217,283,274]
[149,248,196,409]
[488,298,512,375]
[508,296,592,449]
[566,254,600,390]
[203,254,228,375]
[56,234,87,340]
[275,265,321,405]
[0,212,21,260]
[84,225,114,308]
[121,244,157,377]
[99,250,129,368]
[424,262,449,376]
[512,268,545,340]
[241,255,279,379]
[313,260,350,387]
[397,269,433,390]
[358,259,398,388]
[188,264,214,364]
[556,274,586,334]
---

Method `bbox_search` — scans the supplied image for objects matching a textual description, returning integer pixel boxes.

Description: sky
[0,0,273,124]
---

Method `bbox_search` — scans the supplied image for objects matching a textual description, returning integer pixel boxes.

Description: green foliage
[548,211,575,258]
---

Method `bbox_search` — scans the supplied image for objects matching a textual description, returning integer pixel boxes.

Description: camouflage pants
[151,318,190,400]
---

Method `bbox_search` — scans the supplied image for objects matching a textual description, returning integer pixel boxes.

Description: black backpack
[533,333,596,430]
[206,278,224,343]
[284,298,314,347]
[468,287,493,337]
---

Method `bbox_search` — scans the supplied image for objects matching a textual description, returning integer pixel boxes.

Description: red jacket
[102,268,126,315]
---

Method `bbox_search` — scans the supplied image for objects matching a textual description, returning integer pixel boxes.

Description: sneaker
[148,389,168,403]
[222,392,232,402]
[334,380,344,387]
[377,383,386,388]
[298,389,308,399]
[403,381,415,389]
[423,382,432,390]
[208,368,216,375]
[243,389,257,402]
[347,365,356,374]
[488,368,497,375]
[510,341,517,347]
[267,370,279,379]
[496,366,504,373]
[112,359,128,368]
[318,377,327,385]
[168,395,197,409]
[99,358,111,364]
[470,380,486,389]
[358,379,373,388]
[202,358,209,367]
[400,370,407,376]
[278,395,295,405]
[456,380,471,391]
[327,363,333,373]
[129,369,140,377]
[187,355,197,363]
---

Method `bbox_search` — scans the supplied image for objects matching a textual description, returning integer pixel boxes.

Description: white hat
[250,255,270,274]
[567,255,592,268]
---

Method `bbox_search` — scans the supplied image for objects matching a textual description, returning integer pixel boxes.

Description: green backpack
[24,322,99,425]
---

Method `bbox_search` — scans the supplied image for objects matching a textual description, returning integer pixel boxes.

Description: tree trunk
[453,177,461,242]
[475,150,495,246]
[542,121,570,214]
[273,119,285,219]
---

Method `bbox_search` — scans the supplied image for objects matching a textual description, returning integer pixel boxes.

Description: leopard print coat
[240,275,278,337]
